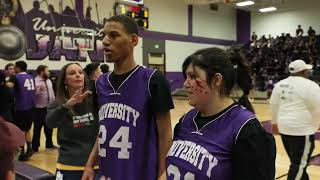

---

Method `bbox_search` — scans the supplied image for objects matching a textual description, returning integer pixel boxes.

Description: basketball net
[78,44,87,58]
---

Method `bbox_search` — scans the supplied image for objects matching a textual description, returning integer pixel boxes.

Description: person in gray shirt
[46,63,99,179]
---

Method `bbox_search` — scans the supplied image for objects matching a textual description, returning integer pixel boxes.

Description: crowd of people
[245,25,319,91]
[0,61,109,179]
[2,15,320,180]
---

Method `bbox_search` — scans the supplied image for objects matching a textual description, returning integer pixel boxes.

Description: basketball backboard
[61,26,95,51]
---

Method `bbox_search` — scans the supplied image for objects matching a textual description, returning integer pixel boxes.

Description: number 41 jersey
[15,72,35,111]
[96,66,158,180]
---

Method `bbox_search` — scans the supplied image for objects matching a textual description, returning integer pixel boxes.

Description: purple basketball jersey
[15,73,35,111]
[166,105,256,180]
[96,66,158,180]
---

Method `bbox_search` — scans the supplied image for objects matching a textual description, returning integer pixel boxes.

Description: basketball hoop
[78,44,88,58]
[61,26,95,51]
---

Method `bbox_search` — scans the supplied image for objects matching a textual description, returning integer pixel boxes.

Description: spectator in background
[251,32,258,41]
[0,116,25,180]
[308,26,316,37]
[0,72,14,122]
[270,60,320,180]
[84,63,102,82]
[11,61,35,161]
[100,64,110,74]
[280,33,286,42]
[84,62,102,113]
[4,63,15,90]
[2,64,15,122]
[49,71,58,95]
[296,25,304,37]
[4,63,15,80]
[32,65,56,152]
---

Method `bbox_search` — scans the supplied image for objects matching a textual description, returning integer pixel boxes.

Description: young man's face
[102,21,138,63]
[14,66,21,74]
[5,65,15,76]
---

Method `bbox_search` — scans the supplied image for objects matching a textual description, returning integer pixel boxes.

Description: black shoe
[25,149,33,158]
[46,145,58,149]
[18,153,29,161]
[32,148,38,152]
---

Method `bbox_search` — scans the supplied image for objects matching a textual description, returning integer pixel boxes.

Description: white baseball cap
[289,60,312,73]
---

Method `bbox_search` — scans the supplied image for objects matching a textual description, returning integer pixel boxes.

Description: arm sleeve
[233,119,276,180]
[45,102,70,128]
[269,84,279,105]
[173,115,185,137]
[305,82,320,116]
[149,70,174,113]
[269,84,279,124]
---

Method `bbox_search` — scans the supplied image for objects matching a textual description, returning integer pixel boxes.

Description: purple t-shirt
[166,105,255,180]
[14,73,35,111]
[96,66,158,180]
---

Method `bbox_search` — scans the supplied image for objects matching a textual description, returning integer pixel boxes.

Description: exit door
[148,53,165,74]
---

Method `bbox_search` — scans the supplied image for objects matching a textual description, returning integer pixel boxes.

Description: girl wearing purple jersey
[165,47,276,180]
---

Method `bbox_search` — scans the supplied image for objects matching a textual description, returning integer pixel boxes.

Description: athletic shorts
[15,109,34,131]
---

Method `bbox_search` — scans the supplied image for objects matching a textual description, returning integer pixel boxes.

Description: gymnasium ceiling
[184,0,317,13]
[238,0,317,13]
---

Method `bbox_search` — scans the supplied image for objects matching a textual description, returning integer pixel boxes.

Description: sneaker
[25,149,33,158]
[46,145,58,149]
[18,153,29,161]
[32,147,39,152]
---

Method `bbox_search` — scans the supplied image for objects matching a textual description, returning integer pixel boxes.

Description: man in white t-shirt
[270,59,320,180]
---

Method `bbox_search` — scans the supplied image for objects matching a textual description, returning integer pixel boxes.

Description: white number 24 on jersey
[24,79,35,91]
[98,126,132,159]
[167,164,195,180]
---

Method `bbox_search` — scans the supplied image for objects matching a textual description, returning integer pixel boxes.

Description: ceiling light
[236,1,255,7]
[259,7,277,12]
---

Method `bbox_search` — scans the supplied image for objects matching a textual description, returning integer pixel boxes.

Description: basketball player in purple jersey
[166,48,276,180]
[82,15,174,180]
[11,61,36,161]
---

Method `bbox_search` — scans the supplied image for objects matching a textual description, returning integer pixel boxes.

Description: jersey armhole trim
[95,73,106,95]
[148,69,157,99]
[180,113,187,122]
[234,117,255,144]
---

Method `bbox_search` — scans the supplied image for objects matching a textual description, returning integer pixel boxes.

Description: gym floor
[26,98,320,179]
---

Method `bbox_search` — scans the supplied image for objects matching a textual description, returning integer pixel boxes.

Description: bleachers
[244,33,320,91]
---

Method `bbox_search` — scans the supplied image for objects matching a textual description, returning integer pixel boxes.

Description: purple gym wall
[1,1,247,92]
[1,1,235,65]
[237,9,251,44]
[75,0,84,19]
[165,72,185,92]
[188,5,193,36]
